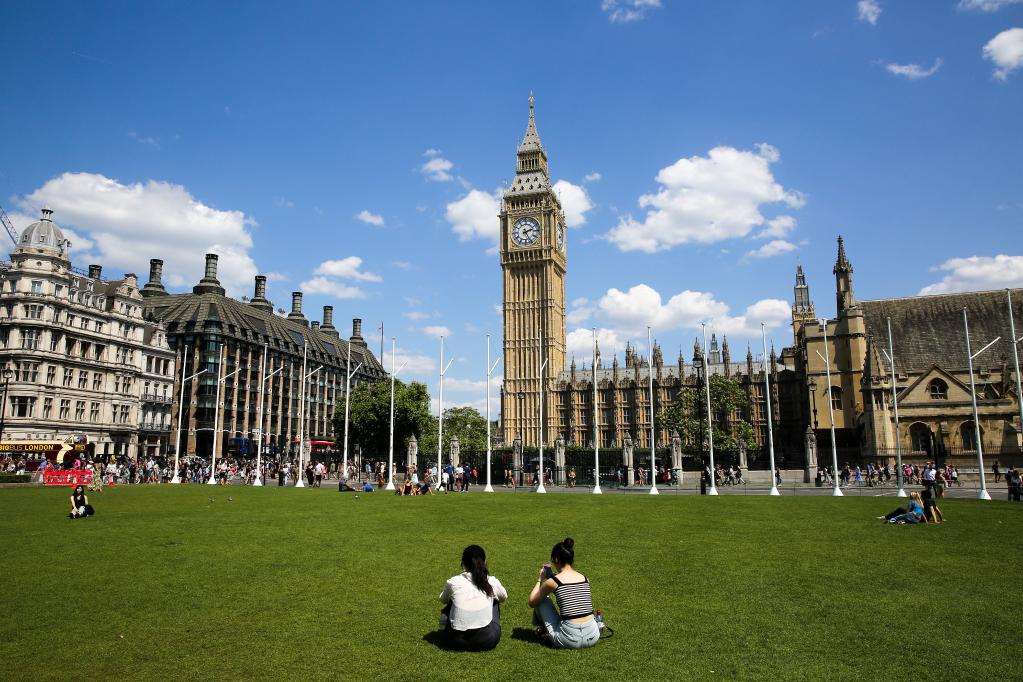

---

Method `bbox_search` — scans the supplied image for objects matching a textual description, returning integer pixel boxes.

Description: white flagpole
[387,338,408,491]
[171,344,197,484]
[964,308,996,501]
[592,327,602,494]
[295,343,308,488]
[817,320,842,496]
[648,326,658,495]
[537,332,547,494]
[1008,290,1023,466]
[883,318,906,498]
[207,343,225,485]
[702,323,718,496]
[762,324,780,496]
[485,335,501,493]
[252,343,268,486]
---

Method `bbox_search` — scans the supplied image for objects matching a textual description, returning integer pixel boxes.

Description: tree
[335,379,432,459]
[418,405,489,454]
[655,375,757,451]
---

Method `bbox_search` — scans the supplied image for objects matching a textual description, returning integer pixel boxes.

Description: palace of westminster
[1,99,1020,470]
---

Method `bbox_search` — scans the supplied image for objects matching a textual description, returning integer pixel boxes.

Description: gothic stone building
[0,208,176,458]
[783,237,1023,468]
[140,254,384,460]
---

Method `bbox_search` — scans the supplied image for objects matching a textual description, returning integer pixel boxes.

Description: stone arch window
[828,386,843,411]
[929,379,948,400]
[960,421,982,451]
[909,422,932,453]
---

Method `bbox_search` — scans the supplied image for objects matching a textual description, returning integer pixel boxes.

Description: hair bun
[563,537,574,550]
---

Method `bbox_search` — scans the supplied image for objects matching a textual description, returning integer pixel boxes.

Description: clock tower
[500,95,567,446]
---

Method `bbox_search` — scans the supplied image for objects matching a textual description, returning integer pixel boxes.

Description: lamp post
[386,338,408,490]
[592,327,602,495]
[208,345,242,485]
[341,341,363,477]
[253,344,283,487]
[436,336,453,488]
[880,318,907,498]
[701,323,718,496]
[647,326,658,495]
[762,324,780,496]
[484,334,501,493]
[807,377,819,430]
[171,345,206,484]
[295,351,323,489]
[815,320,842,496]
[963,307,998,501]
[536,333,548,494]
[0,365,12,443]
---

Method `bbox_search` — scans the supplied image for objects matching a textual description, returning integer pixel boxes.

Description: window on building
[46,365,56,385]
[50,332,61,351]
[92,372,102,390]
[929,379,948,400]
[59,399,70,420]
[43,397,53,418]
[10,396,35,417]
[21,329,39,350]
[62,368,73,387]
[78,371,88,389]
[909,423,932,453]
[30,280,42,293]
[829,386,843,410]
[95,345,105,361]
[90,402,100,422]
[54,285,63,298]
[94,320,103,333]
[960,421,981,451]
[119,405,131,423]
[75,401,85,421]
[24,304,43,319]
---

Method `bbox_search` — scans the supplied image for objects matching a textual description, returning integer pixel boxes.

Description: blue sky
[2,0,1021,414]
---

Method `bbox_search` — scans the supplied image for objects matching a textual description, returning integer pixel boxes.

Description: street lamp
[880,318,907,498]
[815,320,842,497]
[253,344,284,487]
[171,344,206,484]
[762,324,780,496]
[208,344,242,485]
[647,326,658,495]
[342,341,363,477]
[435,336,453,488]
[963,307,998,501]
[386,338,409,490]
[484,334,501,493]
[295,346,323,489]
[701,323,718,496]
[592,327,602,495]
[0,365,13,443]
[536,332,548,494]
[807,377,819,430]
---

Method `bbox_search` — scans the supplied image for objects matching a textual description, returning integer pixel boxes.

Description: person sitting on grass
[68,485,95,519]
[438,545,508,651]
[879,491,927,524]
[528,537,600,649]
[400,478,413,496]
[362,481,374,492]
[921,488,944,524]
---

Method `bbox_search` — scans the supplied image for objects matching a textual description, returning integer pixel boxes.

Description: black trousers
[884,507,908,521]
[69,504,94,519]
[444,602,501,651]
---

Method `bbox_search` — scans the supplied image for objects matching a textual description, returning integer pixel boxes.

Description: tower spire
[834,235,856,314]
[518,92,543,153]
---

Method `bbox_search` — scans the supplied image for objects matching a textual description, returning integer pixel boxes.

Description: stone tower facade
[500,95,567,446]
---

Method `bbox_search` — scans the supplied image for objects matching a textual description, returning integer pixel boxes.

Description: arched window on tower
[828,386,843,411]
[929,379,948,400]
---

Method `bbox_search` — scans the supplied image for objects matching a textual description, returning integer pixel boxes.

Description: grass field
[1,486,1020,681]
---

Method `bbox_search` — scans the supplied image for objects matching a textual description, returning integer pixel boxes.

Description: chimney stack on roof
[288,291,308,326]
[141,258,167,298]
[248,275,273,312]
[321,305,339,336]
[350,318,366,346]
[193,253,226,296]
[311,320,320,330]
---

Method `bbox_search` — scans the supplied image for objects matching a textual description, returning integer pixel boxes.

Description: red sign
[42,470,95,486]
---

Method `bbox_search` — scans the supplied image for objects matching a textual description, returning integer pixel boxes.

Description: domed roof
[18,207,70,254]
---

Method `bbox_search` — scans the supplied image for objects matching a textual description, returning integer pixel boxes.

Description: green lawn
[1,486,1020,681]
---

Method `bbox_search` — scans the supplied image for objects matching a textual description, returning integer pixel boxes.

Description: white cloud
[552,180,594,228]
[919,255,1023,295]
[15,172,259,296]
[421,155,454,182]
[755,215,797,239]
[274,196,294,209]
[394,347,437,375]
[885,58,943,80]
[297,276,366,299]
[446,189,501,244]
[423,148,442,157]
[984,28,1023,81]
[127,131,159,148]
[355,209,384,226]
[584,172,602,183]
[444,377,487,393]
[858,0,881,25]
[404,311,431,321]
[566,327,626,359]
[744,239,798,260]
[422,325,451,339]
[602,0,661,23]
[392,260,415,271]
[312,256,382,282]
[567,297,596,326]
[959,0,1023,11]
[604,144,804,253]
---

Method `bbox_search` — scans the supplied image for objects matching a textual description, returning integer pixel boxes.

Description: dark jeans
[884,507,908,521]
[443,602,501,651]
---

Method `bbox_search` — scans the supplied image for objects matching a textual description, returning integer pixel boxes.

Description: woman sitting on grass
[528,537,600,649]
[438,545,508,651]
[68,484,95,519]
[879,491,927,524]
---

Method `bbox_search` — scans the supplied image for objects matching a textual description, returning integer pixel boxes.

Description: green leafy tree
[335,379,432,459]
[418,405,489,454]
[655,375,757,450]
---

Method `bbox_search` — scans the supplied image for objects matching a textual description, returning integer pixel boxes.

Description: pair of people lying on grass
[438,537,600,651]
[880,490,944,524]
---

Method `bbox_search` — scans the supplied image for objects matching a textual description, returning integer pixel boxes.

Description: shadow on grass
[421,627,550,651]
[421,629,459,651]
[510,627,551,647]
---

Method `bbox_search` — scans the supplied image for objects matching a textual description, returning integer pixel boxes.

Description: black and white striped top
[552,575,593,619]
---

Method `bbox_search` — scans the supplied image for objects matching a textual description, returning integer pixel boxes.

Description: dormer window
[929,379,948,400]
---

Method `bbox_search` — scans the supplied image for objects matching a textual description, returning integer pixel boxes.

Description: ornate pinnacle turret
[518,92,544,153]
[834,235,853,274]
[595,339,602,369]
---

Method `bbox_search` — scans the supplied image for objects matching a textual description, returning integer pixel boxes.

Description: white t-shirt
[439,572,508,631]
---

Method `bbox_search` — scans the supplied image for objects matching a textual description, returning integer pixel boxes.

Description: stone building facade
[140,255,385,460]
[782,237,1023,466]
[0,208,176,458]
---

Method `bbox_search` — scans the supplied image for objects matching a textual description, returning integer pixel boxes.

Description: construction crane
[0,204,19,246]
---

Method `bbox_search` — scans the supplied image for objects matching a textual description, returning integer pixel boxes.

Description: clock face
[512,217,541,246]
[556,224,564,250]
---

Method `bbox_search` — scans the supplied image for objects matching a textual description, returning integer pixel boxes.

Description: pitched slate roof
[859,288,1023,374]
[144,292,384,376]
